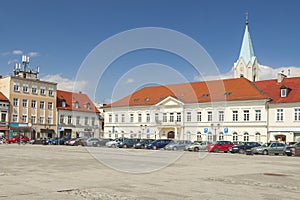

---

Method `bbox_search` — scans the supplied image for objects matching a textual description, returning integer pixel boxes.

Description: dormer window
[86,103,91,110]
[281,88,287,97]
[62,101,66,107]
[75,101,79,108]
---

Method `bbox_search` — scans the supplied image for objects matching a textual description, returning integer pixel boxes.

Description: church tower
[233,15,259,82]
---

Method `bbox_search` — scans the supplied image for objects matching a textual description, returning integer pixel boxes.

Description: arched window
[233,132,238,143]
[208,132,213,142]
[218,132,224,141]
[197,132,202,141]
[75,101,79,109]
[243,132,249,142]
[255,133,261,142]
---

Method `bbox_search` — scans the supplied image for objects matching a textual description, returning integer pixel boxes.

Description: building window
[109,114,112,123]
[281,88,287,97]
[76,116,80,125]
[197,132,202,141]
[91,117,95,126]
[48,102,53,110]
[207,111,212,122]
[186,112,191,122]
[13,98,18,107]
[219,132,224,141]
[13,114,18,122]
[40,116,44,124]
[177,112,181,122]
[197,112,202,122]
[243,110,249,121]
[1,113,6,122]
[232,110,238,121]
[68,115,72,124]
[255,110,261,121]
[60,115,64,124]
[31,116,36,124]
[75,101,79,108]
[47,117,52,124]
[255,133,261,142]
[243,133,249,142]
[295,108,300,121]
[13,83,20,92]
[233,132,238,143]
[146,113,150,122]
[62,101,66,107]
[130,114,134,123]
[169,113,174,122]
[32,86,37,94]
[31,100,36,108]
[22,114,27,123]
[22,99,28,108]
[208,132,212,142]
[86,103,91,110]
[40,87,45,95]
[155,113,159,122]
[115,114,118,123]
[219,111,224,122]
[48,88,54,97]
[23,84,29,93]
[276,109,283,121]
[163,113,167,122]
[40,101,45,110]
[85,117,88,125]
[121,114,125,123]
[138,113,142,122]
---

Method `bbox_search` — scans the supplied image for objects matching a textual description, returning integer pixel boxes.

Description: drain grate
[263,173,288,177]
[57,189,77,193]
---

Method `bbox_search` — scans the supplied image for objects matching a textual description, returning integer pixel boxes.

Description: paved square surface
[0,144,299,199]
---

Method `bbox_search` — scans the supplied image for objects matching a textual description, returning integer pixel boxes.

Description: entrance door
[167,131,175,139]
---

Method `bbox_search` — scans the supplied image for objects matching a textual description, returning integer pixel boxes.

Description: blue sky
[1,0,300,103]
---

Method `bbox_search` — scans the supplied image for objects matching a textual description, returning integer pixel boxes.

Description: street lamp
[211,123,220,142]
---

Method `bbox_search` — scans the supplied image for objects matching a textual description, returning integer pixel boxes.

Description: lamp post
[211,123,220,142]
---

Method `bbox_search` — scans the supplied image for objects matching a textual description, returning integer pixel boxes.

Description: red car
[7,136,30,143]
[206,141,234,153]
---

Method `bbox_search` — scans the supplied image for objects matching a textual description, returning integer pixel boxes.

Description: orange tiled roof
[0,92,9,102]
[254,77,300,104]
[57,90,99,113]
[105,78,268,108]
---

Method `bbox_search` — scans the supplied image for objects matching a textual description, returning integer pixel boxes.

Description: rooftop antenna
[22,55,30,72]
[245,12,249,25]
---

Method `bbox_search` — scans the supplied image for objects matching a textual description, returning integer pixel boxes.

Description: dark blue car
[146,139,172,150]
[229,142,261,154]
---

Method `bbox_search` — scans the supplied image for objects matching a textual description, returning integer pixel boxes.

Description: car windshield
[261,143,271,147]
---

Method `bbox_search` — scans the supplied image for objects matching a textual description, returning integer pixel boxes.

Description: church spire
[239,13,255,64]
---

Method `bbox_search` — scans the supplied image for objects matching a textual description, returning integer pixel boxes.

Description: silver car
[251,142,286,155]
[185,141,212,152]
[164,140,192,151]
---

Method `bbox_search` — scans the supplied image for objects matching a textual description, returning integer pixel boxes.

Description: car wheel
[263,150,268,155]
[152,146,157,150]
[123,144,127,148]
[194,147,199,152]
[214,148,219,153]
[112,144,116,148]
[173,147,177,151]
[239,149,245,154]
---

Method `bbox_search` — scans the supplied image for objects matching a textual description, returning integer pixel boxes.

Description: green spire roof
[239,19,255,64]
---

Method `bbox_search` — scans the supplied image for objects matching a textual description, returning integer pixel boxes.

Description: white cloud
[41,74,88,92]
[126,78,134,83]
[12,50,23,55]
[28,52,39,57]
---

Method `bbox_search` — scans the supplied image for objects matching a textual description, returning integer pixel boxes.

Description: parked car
[251,142,286,155]
[133,139,154,149]
[7,136,30,143]
[81,138,102,147]
[118,138,140,148]
[206,141,234,153]
[285,142,300,156]
[185,141,212,152]
[164,140,192,151]
[65,138,77,145]
[98,138,113,146]
[229,142,261,154]
[105,138,126,148]
[146,139,172,150]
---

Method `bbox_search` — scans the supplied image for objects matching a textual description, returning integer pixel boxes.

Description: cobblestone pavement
[0,144,299,200]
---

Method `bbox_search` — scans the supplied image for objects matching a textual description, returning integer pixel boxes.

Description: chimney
[277,72,286,83]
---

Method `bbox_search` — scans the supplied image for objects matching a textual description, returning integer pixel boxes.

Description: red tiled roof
[0,92,9,101]
[57,90,100,113]
[254,77,300,104]
[105,78,268,108]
